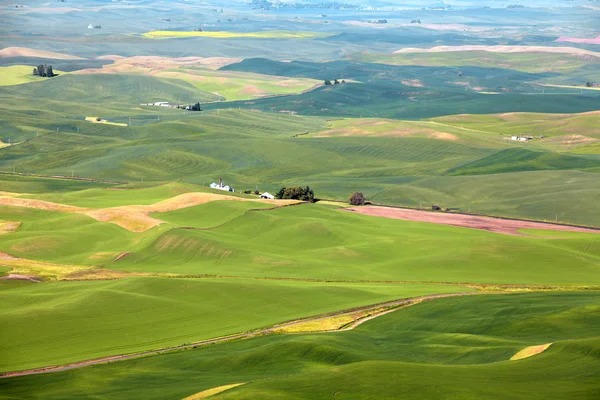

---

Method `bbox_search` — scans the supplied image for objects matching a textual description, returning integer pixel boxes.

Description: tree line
[33,64,56,78]
[275,186,315,202]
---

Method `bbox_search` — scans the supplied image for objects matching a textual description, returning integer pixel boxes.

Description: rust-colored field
[346,206,600,236]
[0,47,84,60]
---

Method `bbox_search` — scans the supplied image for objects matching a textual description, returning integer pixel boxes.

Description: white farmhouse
[260,192,275,200]
[210,178,234,192]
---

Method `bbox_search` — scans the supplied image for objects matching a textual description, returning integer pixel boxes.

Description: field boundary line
[0,291,478,379]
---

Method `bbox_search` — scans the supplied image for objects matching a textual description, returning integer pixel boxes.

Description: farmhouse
[210,178,235,192]
[260,192,275,199]
[510,135,532,142]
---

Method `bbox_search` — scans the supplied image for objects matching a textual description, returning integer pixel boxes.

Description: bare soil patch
[556,35,600,45]
[0,274,41,282]
[0,47,84,60]
[0,196,84,213]
[0,192,298,233]
[346,206,600,236]
[0,221,21,234]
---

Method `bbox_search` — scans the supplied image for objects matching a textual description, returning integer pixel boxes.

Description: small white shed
[260,192,275,200]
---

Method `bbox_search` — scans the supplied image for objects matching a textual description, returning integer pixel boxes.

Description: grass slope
[110,203,600,285]
[0,277,465,372]
[152,200,274,229]
[1,194,599,285]
[0,65,66,86]
[350,50,598,73]
[1,292,598,399]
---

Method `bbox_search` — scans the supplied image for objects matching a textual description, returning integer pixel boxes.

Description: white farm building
[260,192,275,199]
[210,178,234,192]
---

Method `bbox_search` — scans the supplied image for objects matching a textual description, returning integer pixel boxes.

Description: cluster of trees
[324,79,345,85]
[275,186,315,202]
[348,192,367,206]
[33,64,56,78]
[244,189,260,195]
[177,102,202,111]
[586,82,598,88]
[411,19,422,24]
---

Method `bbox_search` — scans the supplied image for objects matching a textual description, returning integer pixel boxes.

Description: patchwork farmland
[1,0,599,399]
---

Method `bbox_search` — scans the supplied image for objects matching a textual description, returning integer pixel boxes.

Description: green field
[0,277,465,372]
[1,3,599,397]
[0,65,67,87]
[349,50,600,74]
[1,196,598,285]
[1,103,598,225]
[151,200,274,228]
[1,292,597,399]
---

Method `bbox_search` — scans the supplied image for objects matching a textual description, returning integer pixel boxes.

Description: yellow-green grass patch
[182,383,246,400]
[0,65,66,86]
[275,308,389,333]
[510,343,553,360]
[85,117,128,127]
[0,221,21,235]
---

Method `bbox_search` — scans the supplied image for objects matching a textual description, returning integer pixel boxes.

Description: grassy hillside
[1,292,597,399]
[0,73,220,106]
[0,277,463,372]
[151,200,274,229]
[73,57,321,101]
[0,105,598,225]
[349,50,599,74]
[1,194,599,286]
[446,148,600,175]
[0,65,66,86]
[112,203,600,285]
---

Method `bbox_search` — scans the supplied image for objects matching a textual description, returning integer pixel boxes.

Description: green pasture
[1,189,599,284]
[164,67,320,101]
[349,50,598,74]
[112,203,600,285]
[0,191,597,290]
[0,174,114,194]
[0,206,150,267]
[0,276,465,372]
[1,292,598,399]
[0,65,67,87]
[1,105,599,224]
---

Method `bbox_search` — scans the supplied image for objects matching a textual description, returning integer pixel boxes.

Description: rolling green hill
[0,277,463,372]
[2,197,597,286]
[1,292,597,399]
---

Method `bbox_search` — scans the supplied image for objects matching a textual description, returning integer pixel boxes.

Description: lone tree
[190,102,202,111]
[275,186,315,202]
[324,80,332,85]
[349,192,366,206]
